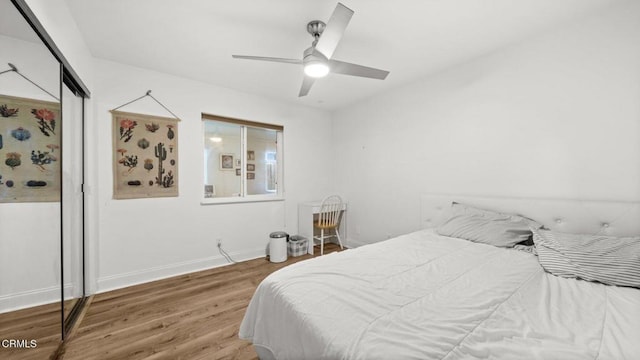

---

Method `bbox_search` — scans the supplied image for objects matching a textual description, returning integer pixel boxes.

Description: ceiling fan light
[304,62,329,78]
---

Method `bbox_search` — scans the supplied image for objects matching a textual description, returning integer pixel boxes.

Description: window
[202,113,283,203]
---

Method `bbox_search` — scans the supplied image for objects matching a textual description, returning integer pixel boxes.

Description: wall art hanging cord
[111,90,181,121]
[0,63,59,101]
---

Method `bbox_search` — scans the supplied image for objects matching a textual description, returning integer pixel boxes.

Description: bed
[239,195,640,359]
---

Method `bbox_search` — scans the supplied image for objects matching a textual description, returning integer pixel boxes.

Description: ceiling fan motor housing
[307,20,326,39]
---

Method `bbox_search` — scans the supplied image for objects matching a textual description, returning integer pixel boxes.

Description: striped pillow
[436,202,542,248]
[532,228,640,288]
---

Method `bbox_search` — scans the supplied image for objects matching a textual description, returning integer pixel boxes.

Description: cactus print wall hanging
[0,94,61,203]
[111,110,179,199]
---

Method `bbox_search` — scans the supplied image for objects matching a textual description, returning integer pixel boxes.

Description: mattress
[239,229,640,359]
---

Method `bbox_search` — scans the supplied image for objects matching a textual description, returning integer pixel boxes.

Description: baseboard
[96,247,266,294]
[345,238,370,248]
[0,283,80,314]
[0,285,59,313]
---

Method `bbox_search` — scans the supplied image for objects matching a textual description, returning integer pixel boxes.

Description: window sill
[200,195,284,205]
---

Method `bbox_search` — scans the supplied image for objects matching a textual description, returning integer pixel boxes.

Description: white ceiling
[64,0,624,110]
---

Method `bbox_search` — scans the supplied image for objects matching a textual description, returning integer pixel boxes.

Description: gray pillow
[533,228,640,288]
[436,202,542,248]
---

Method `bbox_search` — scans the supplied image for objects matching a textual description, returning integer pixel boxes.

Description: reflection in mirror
[247,127,277,195]
[204,120,242,198]
[0,0,63,358]
[62,85,84,332]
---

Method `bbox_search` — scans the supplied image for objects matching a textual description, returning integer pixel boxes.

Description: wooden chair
[313,195,344,255]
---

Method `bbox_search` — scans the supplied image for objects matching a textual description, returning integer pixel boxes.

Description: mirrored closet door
[0,0,89,356]
[0,0,64,355]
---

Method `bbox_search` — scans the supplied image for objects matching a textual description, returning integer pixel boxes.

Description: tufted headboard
[420,193,640,237]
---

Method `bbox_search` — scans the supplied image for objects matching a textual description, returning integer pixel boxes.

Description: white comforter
[239,230,640,359]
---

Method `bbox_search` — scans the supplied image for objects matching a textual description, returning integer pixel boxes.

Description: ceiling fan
[232,2,389,97]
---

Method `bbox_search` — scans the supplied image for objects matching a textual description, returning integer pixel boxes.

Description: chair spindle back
[318,195,343,227]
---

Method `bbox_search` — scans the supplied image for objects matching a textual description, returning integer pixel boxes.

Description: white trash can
[269,231,289,263]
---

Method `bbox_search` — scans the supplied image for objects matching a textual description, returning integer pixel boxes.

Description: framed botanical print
[111,110,179,199]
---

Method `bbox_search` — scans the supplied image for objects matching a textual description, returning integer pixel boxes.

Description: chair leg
[320,228,324,256]
[335,227,343,249]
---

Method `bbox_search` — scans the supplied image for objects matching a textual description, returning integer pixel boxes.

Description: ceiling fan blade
[315,3,354,60]
[232,55,302,65]
[298,76,315,97]
[329,59,389,80]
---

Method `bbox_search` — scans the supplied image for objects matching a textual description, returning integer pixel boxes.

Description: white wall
[332,1,640,246]
[90,59,334,293]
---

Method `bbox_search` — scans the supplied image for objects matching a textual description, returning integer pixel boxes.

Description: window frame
[201,113,284,205]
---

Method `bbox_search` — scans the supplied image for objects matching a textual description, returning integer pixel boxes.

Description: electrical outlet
[216,238,222,247]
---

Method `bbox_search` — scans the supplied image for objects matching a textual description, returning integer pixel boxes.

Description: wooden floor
[0,243,341,360]
[0,301,62,360]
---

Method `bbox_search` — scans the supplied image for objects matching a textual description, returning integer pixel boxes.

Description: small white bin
[269,231,288,263]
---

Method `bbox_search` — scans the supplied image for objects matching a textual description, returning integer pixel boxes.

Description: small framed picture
[247,150,255,161]
[235,158,241,167]
[247,172,255,180]
[247,163,255,171]
[219,153,234,170]
[204,184,215,198]
[236,168,241,176]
